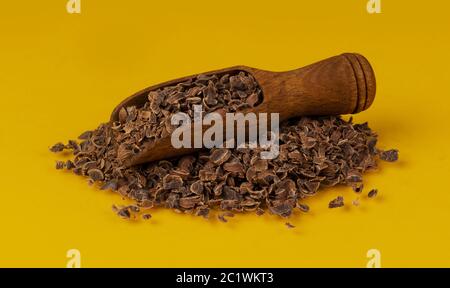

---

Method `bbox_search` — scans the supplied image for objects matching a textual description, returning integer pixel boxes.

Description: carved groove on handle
[343,53,376,113]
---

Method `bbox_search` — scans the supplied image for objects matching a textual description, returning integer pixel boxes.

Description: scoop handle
[249,53,376,120]
[113,53,376,166]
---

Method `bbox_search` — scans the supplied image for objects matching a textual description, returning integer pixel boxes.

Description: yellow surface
[1,1,449,268]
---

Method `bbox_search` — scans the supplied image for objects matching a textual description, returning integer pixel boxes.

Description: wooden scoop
[111,53,376,166]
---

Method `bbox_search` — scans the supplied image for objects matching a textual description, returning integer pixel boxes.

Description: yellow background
[1,0,449,268]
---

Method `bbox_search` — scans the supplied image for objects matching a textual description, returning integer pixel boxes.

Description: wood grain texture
[110,53,376,165]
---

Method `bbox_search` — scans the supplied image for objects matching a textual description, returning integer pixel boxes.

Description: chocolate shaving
[368,189,378,198]
[285,222,295,229]
[51,73,398,222]
[55,161,65,170]
[379,149,399,162]
[50,143,66,153]
[329,196,344,208]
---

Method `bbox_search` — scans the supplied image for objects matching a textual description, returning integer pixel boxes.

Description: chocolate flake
[368,189,378,198]
[55,161,65,170]
[285,222,296,229]
[352,183,364,193]
[65,160,75,170]
[88,169,104,181]
[50,143,65,153]
[329,196,344,208]
[210,149,231,165]
[116,207,131,219]
[100,180,118,191]
[256,208,265,216]
[163,174,183,190]
[297,203,310,213]
[379,149,399,162]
